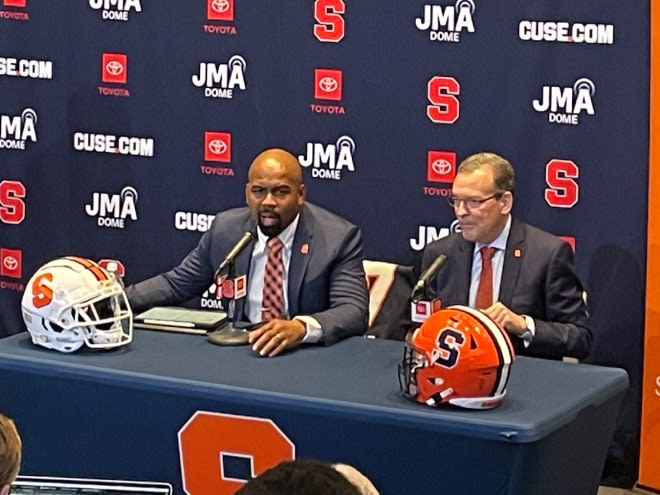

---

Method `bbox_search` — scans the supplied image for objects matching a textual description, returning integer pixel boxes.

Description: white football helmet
[21,256,133,353]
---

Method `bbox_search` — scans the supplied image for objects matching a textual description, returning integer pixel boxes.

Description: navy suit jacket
[420,218,592,359]
[126,203,369,345]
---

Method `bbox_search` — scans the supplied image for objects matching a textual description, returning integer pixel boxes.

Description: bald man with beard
[127,148,369,356]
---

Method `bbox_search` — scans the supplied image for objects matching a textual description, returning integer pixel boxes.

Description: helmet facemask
[67,279,133,348]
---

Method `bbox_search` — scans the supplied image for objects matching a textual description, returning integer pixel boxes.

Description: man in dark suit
[127,148,368,357]
[420,152,591,359]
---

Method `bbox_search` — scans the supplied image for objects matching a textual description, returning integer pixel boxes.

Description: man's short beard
[259,219,282,237]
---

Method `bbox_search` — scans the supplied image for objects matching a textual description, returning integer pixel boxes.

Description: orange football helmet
[398,305,515,409]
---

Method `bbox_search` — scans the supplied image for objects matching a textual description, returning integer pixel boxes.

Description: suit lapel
[287,208,312,317]
[499,218,525,307]
[453,236,473,305]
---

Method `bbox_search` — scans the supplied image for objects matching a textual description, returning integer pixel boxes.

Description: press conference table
[0,330,627,495]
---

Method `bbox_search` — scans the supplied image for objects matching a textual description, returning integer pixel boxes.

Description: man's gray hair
[457,152,516,194]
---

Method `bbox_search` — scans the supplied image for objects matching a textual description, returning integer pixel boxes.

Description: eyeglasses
[447,193,503,209]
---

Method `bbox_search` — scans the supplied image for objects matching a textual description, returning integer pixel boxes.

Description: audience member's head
[235,459,378,495]
[332,463,380,495]
[0,413,22,495]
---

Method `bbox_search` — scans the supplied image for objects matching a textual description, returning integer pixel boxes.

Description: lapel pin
[301,243,309,254]
[513,248,522,258]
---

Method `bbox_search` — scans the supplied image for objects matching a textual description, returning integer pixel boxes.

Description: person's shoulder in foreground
[421,151,591,359]
[0,412,22,495]
[234,459,379,495]
[125,147,368,356]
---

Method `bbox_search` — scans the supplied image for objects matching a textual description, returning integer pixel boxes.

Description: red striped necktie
[262,237,285,321]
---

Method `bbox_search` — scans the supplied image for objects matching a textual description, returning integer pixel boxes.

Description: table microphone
[214,231,255,279]
[410,254,447,323]
[209,231,256,346]
[411,254,447,301]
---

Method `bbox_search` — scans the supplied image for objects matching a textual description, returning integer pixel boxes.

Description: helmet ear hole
[48,321,64,333]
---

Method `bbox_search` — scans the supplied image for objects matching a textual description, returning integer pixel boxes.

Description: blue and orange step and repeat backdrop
[0,0,655,488]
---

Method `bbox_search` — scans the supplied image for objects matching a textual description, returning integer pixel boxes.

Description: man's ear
[501,191,513,214]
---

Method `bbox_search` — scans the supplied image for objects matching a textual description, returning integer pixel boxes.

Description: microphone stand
[410,281,428,304]
[406,283,430,344]
[207,259,250,346]
[226,259,236,331]
[408,276,442,340]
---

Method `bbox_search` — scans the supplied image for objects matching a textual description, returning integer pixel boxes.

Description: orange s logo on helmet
[31,272,54,308]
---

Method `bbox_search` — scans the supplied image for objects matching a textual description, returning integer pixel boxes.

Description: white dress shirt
[244,215,322,343]
[468,215,535,344]
[468,215,511,307]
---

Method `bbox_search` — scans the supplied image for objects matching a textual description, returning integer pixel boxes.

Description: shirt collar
[255,213,300,253]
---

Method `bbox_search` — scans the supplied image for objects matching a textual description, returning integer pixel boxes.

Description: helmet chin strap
[426,386,454,406]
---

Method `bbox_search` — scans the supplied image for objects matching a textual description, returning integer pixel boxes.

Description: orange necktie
[475,247,497,309]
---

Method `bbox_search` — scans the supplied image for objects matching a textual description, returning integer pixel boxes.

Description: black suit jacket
[420,218,591,359]
[126,203,369,345]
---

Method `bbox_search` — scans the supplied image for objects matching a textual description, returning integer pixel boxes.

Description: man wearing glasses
[419,152,591,359]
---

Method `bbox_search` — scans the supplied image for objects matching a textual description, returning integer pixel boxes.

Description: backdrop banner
[0,0,650,486]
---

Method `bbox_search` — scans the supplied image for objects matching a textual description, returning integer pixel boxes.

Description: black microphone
[411,254,447,300]
[214,231,255,278]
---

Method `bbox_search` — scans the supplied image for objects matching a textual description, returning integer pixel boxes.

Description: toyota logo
[211,0,230,13]
[3,256,18,271]
[208,139,227,155]
[106,61,124,76]
[319,77,338,93]
[431,159,453,175]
